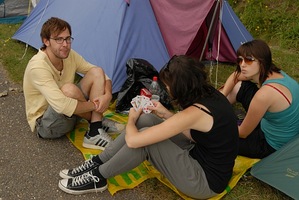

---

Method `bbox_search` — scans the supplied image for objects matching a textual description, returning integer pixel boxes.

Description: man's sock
[88,121,102,137]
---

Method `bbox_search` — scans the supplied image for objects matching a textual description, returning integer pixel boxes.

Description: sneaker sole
[58,181,107,195]
[59,171,73,179]
[82,142,106,151]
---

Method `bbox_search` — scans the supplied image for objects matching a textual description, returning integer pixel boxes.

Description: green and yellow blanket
[67,103,260,200]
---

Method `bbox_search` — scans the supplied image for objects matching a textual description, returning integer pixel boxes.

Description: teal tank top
[261,71,299,150]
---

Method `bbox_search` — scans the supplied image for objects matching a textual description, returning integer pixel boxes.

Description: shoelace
[70,158,94,175]
[71,171,100,187]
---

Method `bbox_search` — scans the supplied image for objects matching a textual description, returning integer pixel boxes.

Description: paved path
[0,64,181,200]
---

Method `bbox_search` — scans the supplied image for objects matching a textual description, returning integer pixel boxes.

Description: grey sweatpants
[97,113,217,199]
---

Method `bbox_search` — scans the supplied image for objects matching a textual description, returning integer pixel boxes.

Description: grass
[229,0,299,51]
[1,2,298,198]
[0,23,37,83]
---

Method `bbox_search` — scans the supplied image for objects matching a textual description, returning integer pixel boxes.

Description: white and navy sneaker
[102,118,125,134]
[83,128,112,150]
[59,170,107,195]
[59,156,101,179]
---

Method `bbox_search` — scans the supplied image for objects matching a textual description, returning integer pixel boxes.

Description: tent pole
[199,0,221,61]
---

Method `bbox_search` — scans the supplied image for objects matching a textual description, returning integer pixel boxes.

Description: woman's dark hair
[40,17,72,50]
[159,55,214,109]
[235,39,280,85]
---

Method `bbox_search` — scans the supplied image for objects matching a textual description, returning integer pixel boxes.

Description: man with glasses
[23,17,113,150]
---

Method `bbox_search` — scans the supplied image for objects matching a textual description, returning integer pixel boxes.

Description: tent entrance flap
[150,0,253,63]
[199,0,221,61]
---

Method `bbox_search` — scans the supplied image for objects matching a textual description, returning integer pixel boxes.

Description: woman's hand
[128,107,143,124]
[148,101,172,119]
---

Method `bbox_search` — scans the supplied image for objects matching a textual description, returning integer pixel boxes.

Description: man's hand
[93,94,112,113]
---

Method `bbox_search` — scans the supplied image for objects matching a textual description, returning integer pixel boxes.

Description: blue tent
[12,0,170,93]
[13,0,253,93]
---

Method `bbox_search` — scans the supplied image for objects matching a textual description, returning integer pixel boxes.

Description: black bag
[115,58,172,114]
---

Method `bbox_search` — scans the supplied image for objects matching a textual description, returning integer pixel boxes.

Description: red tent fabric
[150,0,253,63]
[150,0,214,56]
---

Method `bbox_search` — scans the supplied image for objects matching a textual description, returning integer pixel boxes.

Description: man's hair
[40,17,72,50]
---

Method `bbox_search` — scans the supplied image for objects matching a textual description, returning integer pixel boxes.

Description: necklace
[57,60,63,76]
[44,49,64,78]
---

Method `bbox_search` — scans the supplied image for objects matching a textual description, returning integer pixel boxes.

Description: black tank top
[189,89,239,193]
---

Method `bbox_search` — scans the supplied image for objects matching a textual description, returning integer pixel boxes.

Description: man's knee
[61,83,81,98]
[88,67,105,79]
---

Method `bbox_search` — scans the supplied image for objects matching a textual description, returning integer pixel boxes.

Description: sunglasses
[237,56,255,65]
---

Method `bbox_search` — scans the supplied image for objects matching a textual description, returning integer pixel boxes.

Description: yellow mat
[67,105,260,200]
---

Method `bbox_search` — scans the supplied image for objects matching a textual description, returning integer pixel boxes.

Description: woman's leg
[135,113,164,127]
[135,113,194,150]
[236,81,259,112]
[226,81,242,104]
[98,139,216,199]
[236,81,276,158]
[97,113,161,162]
[97,131,126,163]
[239,127,276,158]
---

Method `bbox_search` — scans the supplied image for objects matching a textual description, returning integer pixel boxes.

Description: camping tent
[12,0,253,93]
[12,0,170,93]
[150,0,253,63]
[251,134,299,199]
[0,0,38,23]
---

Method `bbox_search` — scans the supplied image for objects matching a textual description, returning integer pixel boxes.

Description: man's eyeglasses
[50,36,74,44]
[237,56,255,65]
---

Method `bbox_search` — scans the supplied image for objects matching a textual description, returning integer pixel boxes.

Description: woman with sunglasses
[220,39,299,159]
[58,55,239,199]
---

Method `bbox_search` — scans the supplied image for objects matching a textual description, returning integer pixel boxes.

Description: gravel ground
[0,64,181,200]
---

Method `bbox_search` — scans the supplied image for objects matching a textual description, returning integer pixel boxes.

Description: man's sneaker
[59,156,101,179]
[102,118,125,134]
[58,170,107,195]
[82,128,112,150]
